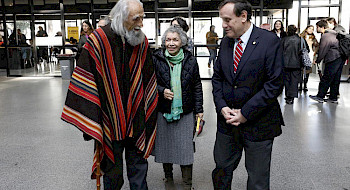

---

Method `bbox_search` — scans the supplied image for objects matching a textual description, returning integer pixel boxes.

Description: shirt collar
[236,23,253,45]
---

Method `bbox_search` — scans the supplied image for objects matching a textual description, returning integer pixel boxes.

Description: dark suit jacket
[212,25,284,141]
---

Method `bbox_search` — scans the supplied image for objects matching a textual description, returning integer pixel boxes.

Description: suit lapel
[234,26,260,79]
[225,38,235,85]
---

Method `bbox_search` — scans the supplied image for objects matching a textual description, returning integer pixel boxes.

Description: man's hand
[226,109,247,126]
[221,107,235,122]
[163,89,174,100]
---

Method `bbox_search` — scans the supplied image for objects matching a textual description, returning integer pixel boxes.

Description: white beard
[125,27,145,46]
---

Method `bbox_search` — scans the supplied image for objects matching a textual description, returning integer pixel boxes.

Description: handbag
[300,37,312,68]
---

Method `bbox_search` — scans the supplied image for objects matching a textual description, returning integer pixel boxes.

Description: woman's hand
[164,89,174,100]
[196,113,204,120]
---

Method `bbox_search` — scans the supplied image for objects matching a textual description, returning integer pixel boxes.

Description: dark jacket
[78,34,88,49]
[316,29,341,64]
[9,33,27,46]
[281,35,309,69]
[212,25,284,141]
[153,48,203,115]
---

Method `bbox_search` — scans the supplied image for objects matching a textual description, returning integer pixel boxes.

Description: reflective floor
[8,59,63,77]
[0,74,350,190]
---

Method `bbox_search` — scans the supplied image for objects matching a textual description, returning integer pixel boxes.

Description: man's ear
[241,10,248,23]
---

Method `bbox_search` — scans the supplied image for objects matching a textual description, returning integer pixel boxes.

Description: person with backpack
[309,20,344,104]
[327,17,350,82]
[326,17,346,33]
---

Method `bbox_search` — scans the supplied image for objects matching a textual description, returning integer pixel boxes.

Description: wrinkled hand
[226,109,247,126]
[164,89,174,100]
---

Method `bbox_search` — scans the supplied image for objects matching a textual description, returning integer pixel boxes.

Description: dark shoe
[298,87,302,91]
[181,165,193,190]
[324,98,338,104]
[309,95,324,103]
[303,87,308,91]
[208,63,211,68]
[163,177,175,190]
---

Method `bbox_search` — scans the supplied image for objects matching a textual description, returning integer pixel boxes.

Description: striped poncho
[61,24,158,177]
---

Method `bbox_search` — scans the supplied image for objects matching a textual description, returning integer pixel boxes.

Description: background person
[299,25,319,91]
[77,20,94,60]
[309,20,343,104]
[36,26,47,37]
[326,17,346,33]
[281,25,308,104]
[61,0,158,189]
[36,26,48,63]
[78,20,94,50]
[9,29,27,46]
[9,29,31,68]
[206,25,219,68]
[271,20,287,38]
[152,25,203,190]
[212,0,284,189]
[170,16,194,54]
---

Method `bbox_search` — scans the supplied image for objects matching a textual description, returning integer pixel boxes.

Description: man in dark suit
[211,0,284,189]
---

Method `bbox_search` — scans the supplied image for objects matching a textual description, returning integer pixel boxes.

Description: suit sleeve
[212,42,228,114]
[241,36,284,121]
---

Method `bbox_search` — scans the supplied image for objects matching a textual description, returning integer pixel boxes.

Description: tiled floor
[0,74,350,190]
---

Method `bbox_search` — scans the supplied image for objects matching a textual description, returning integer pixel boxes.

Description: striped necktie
[234,38,243,73]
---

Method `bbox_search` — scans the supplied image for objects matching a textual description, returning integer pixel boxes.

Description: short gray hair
[109,0,143,36]
[161,26,188,49]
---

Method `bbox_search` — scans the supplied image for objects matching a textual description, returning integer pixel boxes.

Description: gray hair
[109,0,143,36]
[161,26,188,49]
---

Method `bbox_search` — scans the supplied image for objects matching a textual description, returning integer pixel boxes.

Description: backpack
[336,32,350,57]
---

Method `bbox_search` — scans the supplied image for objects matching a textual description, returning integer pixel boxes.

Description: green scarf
[163,48,184,122]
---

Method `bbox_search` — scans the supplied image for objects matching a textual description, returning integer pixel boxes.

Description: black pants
[212,131,274,190]
[283,68,300,98]
[317,57,344,99]
[103,139,148,190]
[38,47,48,61]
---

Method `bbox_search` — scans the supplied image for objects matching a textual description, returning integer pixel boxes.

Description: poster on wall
[67,27,79,42]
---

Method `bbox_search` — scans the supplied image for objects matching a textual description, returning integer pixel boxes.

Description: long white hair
[109,0,143,36]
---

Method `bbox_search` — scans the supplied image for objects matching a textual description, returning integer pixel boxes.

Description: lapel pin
[253,41,256,45]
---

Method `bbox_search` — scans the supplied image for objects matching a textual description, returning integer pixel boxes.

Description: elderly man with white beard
[61,0,158,189]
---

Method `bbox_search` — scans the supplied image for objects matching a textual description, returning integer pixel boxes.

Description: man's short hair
[326,17,337,25]
[316,20,329,29]
[218,0,252,20]
[161,26,188,49]
[109,0,143,36]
